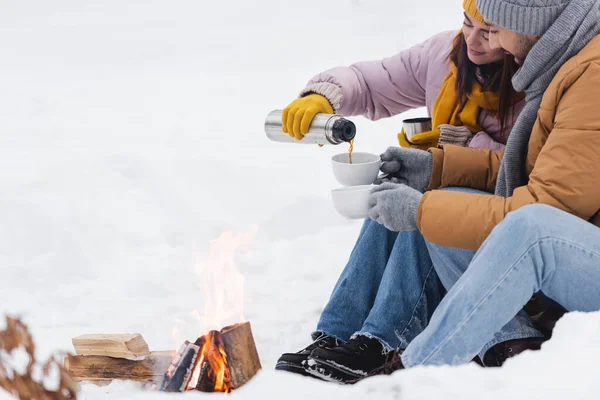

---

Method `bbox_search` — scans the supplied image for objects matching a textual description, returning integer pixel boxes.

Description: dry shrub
[0,316,78,399]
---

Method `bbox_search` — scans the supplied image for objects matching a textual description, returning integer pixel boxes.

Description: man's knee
[501,204,562,239]
[507,204,562,223]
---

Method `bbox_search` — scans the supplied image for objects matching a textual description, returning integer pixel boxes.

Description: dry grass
[0,316,78,399]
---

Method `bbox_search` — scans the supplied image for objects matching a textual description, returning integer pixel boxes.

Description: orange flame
[195,226,258,334]
[186,331,231,392]
[167,227,258,392]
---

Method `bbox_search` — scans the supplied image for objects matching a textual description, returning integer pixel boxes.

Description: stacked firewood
[64,333,172,386]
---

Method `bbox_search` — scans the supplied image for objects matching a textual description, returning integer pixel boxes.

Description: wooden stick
[220,322,261,389]
[64,351,174,383]
[72,334,150,359]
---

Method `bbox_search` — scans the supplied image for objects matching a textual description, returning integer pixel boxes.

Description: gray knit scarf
[495,0,600,197]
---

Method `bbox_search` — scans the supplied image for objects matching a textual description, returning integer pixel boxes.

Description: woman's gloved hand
[398,128,438,150]
[437,124,474,147]
[282,94,334,140]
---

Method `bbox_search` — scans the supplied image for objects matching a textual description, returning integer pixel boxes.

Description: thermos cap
[331,119,356,143]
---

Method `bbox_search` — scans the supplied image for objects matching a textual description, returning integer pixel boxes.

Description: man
[306,0,600,380]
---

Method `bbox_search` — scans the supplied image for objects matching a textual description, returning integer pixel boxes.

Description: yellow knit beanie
[463,0,485,23]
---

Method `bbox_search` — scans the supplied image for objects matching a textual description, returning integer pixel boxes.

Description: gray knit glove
[368,183,423,232]
[375,147,433,193]
[438,124,474,147]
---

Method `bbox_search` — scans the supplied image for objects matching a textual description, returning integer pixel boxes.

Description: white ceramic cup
[331,152,381,187]
[331,185,373,220]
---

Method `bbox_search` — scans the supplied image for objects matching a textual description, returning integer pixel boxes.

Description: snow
[1,0,599,399]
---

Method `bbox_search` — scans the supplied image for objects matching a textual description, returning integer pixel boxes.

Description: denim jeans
[402,204,600,367]
[316,188,543,356]
[423,188,544,358]
[315,218,442,350]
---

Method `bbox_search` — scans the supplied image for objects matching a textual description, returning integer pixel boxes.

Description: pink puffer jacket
[300,30,524,150]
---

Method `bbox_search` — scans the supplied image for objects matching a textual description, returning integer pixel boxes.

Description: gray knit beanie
[476,0,571,35]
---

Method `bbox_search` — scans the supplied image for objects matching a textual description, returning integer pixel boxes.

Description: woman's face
[462,12,505,65]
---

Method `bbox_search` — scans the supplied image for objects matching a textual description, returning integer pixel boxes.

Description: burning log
[192,332,231,391]
[64,351,174,384]
[221,322,261,389]
[196,360,216,392]
[161,342,201,392]
[72,333,150,359]
[160,321,261,393]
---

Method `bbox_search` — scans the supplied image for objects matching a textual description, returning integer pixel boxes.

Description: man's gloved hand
[437,124,474,147]
[374,146,433,193]
[282,94,334,140]
[368,183,423,232]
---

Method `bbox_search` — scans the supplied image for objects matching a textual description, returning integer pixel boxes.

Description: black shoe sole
[275,361,325,380]
[303,357,366,384]
[304,355,403,384]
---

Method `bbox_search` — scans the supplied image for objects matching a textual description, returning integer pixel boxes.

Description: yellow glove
[282,94,334,140]
[397,128,439,151]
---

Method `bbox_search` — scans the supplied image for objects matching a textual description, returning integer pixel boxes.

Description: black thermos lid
[331,118,356,143]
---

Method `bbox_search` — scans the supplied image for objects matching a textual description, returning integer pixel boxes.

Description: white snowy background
[1,0,599,399]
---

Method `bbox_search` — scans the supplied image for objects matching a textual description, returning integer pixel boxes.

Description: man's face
[485,22,540,65]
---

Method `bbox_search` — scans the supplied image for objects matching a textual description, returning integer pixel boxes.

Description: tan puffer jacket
[417,35,600,251]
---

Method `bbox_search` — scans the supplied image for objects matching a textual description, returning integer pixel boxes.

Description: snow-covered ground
[1,1,599,399]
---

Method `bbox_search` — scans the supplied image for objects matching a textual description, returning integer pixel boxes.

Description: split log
[160,342,200,392]
[221,322,261,389]
[72,334,150,359]
[64,351,174,383]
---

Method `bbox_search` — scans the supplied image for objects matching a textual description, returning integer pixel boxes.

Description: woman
[276,1,544,384]
[282,1,522,151]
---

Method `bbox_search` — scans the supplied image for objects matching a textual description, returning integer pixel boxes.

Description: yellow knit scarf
[398,61,506,150]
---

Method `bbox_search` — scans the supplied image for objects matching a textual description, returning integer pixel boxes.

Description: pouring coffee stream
[264,110,434,219]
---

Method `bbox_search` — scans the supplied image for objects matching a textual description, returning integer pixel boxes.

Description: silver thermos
[264,110,356,145]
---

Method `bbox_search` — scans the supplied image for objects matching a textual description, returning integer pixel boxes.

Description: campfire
[64,227,262,393]
[160,322,260,393]
[160,227,262,393]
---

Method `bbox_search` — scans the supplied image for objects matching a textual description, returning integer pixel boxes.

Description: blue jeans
[315,218,442,350]
[316,189,542,356]
[402,204,600,366]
